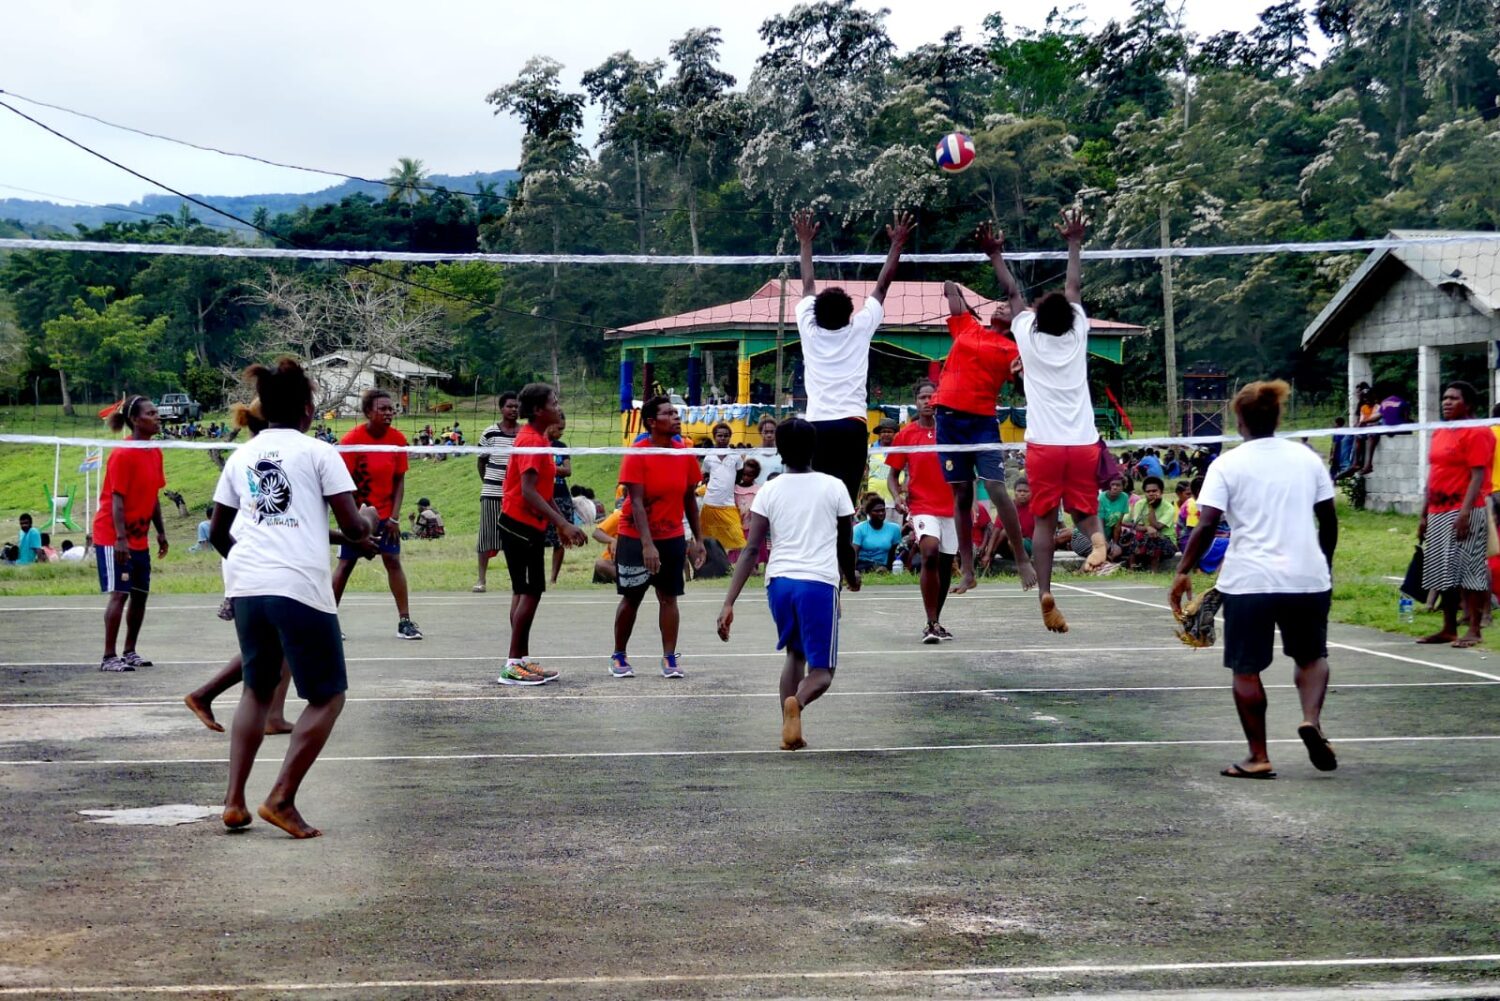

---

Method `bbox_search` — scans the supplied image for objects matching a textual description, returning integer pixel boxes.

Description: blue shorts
[339,525,400,561]
[766,577,839,670]
[96,547,151,594]
[935,407,1005,484]
[233,595,347,703]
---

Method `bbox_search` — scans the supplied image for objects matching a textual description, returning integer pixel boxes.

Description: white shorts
[910,514,958,556]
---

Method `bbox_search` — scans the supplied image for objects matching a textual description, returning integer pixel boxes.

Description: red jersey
[617,438,699,541]
[93,444,165,549]
[340,424,410,520]
[886,421,954,517]
[972,502,993,547]
[1427,427,1495,511]
[501,425,558,531]
[1014,499,1036,540]
[933,313,1020,416]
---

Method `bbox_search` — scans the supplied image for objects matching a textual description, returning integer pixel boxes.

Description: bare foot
[1453,634,1482,649]
[1040,592,1069,633]
[264,718,294,735]
[222,804,252,830]
[950,573,978,595]
[257,800,321,839]
[183,693,223,733]
[1016,559,1038,590]
[1416,632,1458,644]
[781,696,804,750]
[1082,534,1109,572]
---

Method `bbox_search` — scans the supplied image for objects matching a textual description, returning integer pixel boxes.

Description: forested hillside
[1,0,1496,414]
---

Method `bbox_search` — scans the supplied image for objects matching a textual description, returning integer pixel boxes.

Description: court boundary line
[1,951,1497,995]
[2,679,1493,710]
[1054,583,1500,683]
[3,733,1495,767]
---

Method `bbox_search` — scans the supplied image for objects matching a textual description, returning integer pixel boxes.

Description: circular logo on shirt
[251,458,292,519]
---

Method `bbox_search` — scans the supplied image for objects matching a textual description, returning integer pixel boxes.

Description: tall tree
[583,52,671,253]
[386,157,430,206]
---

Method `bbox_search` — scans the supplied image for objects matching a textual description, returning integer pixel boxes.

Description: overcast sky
[1,0,1317,207]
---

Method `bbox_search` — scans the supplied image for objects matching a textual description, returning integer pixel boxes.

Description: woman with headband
[94,395,168,672]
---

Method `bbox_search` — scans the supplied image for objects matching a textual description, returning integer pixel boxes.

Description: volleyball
[934,132,976,173]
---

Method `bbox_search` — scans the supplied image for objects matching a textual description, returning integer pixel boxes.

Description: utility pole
[1160,200,1179,436]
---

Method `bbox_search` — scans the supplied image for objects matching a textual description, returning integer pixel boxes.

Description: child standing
[718,418,859,749]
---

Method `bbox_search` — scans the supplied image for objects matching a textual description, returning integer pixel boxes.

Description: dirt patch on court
[0,706,195,744]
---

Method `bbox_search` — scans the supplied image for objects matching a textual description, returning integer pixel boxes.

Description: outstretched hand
[886,211,916,248]
[976,222,1005,257]
[1168,572,1193,618]
[791,210,820,245]
[717,605,734,642]
[1054,207,1089,244]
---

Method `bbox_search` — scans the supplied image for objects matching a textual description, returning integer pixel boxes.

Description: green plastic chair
[41,482,80,532]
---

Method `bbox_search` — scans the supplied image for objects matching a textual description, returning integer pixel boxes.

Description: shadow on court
[1,582,1498,998]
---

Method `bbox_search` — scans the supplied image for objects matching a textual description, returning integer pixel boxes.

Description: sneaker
[523,657,560,683]
[934,624,955,642]
[609,653,634,679]
[121,651,152,668]
[660,652,685,679]
[921,622,941,645]
[497,662,547,686]
[99,655,134,673]
[396,618,424,640]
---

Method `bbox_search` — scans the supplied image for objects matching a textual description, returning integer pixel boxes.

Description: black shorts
[1221,590,1331,675]
[498,514,547,596]
[232,595,347,704]
[810,418,869,505]
[615,534,688,599]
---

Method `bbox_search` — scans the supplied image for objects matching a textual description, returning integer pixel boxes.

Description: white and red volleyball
[934,132,976,173]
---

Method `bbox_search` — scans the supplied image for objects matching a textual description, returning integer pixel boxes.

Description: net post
[1160,201,1179,436]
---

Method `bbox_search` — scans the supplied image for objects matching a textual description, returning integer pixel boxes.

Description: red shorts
[1024,443,1100,517]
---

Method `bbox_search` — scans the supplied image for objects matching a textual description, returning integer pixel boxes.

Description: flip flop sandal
[1297,724,1338,772]
[1220,763,1276,780]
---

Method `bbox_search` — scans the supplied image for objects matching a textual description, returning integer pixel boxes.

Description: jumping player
[792,208,914,505]
[332,388,422,640]
[886,380,958,643]
[998,209,1109,632]
[209,358,373,838]
[611,395,707,679]
[94,395,168,672]
[937,263,1036,594]
[718,417,859,749]
[498,383,587,685]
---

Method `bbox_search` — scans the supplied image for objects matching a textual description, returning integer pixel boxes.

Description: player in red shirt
[610,395,707,679]
[94,395,169,672]
[886,380,958,643]
[332,389,423,640]
[936,271,1035,596]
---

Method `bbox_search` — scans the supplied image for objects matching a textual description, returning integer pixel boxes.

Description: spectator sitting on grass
[1124,475,1178,572]
[990,478,1036,561]
[853,496,901,573]
[190,504,214,552]
[10,513,43,565]
[1096,476,1129,561]
[591,507,622,584]
[410,498,445,539]
[59,537,90,561]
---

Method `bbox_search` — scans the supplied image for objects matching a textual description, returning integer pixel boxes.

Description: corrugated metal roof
[307,352,451,380]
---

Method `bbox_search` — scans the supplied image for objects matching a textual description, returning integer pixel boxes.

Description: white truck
[157,392,202,423]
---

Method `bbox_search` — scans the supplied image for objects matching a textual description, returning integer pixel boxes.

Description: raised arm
[1054,208,1088,305]
[977,223,1026,319]
[942,280,967,318]
[792,210,820,297]
[871,211,915,305]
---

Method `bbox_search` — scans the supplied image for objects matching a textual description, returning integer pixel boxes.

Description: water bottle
[1398,595,1415,624]
[892,556,904,575]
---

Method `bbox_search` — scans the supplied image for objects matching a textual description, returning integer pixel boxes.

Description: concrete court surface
[1,580,1499,999]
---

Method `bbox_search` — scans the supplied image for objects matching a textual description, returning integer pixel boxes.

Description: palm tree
[386,157,430,206]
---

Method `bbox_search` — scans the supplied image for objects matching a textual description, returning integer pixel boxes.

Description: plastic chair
[41,482,80,532]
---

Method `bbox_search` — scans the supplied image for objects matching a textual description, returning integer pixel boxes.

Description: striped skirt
[477,496,503,554]
[1422,507,1489,593]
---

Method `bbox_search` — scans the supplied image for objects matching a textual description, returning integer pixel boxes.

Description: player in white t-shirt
[208,358,373,839]
[792,208,913,505]
[718,418,859,750]
[1171,380,1340,779]
[996,209,1110,633]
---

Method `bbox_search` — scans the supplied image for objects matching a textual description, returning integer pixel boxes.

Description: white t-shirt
[1197,437,1335,595]
[751,471,855,586]
[1012,302,1097,446]
[212,428,358,613]
[797,295,883,422]
[702,452,743,507]
[754,451,784,484]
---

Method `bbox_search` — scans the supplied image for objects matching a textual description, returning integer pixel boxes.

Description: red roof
[608,279,1146,338]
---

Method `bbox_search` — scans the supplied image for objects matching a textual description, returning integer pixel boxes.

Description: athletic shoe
[471,583,486,593]
[609,653,634,679]
[934,624,955,642]
[921,623,941,645]
[497,662,547,686]
[396,618,424,640]
[99,655,134,673]
[121,651,152,668]
[523,657,560,683]
[660,653,685,679]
